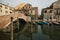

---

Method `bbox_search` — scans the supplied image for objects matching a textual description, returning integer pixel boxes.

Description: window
[5,11,8,13]
[49,10,52,13]
[55,9,60,15]
[55,10,57,14]
[50,16,52,19]
[31,10,32,13]
[53,16,56,19]
[0,10,2,12]
[44,10,47,13]
[44,16,47,19]
[29,6,30,8]
[0,8,2,12]
[10,12,12,13]
[59,16,60,19]
[0,5,2,8]
[5,7,8,9]
[20,11,22,13]
[23,7,24,9]
[58,9,60,14]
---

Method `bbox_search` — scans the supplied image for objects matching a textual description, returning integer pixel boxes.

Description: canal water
[15,23,50,40]
[0,23,60,40]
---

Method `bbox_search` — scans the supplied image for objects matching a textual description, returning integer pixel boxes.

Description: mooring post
[17,17,19,31]
[31,15,32,40]
[17,17,19,40]
[11,17,13,40]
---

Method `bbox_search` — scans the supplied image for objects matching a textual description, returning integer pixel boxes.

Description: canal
[0,23,60,40]
[14,23,50,40]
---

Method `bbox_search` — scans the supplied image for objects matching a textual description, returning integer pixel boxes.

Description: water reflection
[15,23,38,40]
[0,23,60,40]
[15,23,50,40]
[42,24,60,40]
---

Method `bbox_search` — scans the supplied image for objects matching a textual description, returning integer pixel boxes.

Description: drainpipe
[11,17,13,40]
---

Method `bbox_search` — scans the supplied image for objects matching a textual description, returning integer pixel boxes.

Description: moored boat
[52,22,59,25]
[35,21,43,25]
[43,21,49,25]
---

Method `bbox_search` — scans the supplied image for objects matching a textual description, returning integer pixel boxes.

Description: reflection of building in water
[41,24,60,40]
[32,24,38,33]
[41,24,49,35]
[23,24,38,37]
[41,0,60,22]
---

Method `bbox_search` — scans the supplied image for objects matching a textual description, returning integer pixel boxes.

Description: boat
[35,21,43,25]
[43,21,49,25]
[52,22,59,25]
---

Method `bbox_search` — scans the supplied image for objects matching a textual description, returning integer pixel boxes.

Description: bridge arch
[2,17,28,32]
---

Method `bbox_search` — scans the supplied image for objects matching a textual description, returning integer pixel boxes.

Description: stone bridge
[0,13,29,29]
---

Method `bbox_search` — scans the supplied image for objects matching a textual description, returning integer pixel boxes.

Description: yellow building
[0,3,14,16]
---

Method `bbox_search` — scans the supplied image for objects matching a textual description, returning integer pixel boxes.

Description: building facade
[41,0,60,22]
[15,3,38,21]
[0,3,14,16]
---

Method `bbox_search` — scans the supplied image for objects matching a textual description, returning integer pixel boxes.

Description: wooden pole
[11,17,13,40]
[31,15,32,40]
[17,17,19,32]
[17,17,19,40]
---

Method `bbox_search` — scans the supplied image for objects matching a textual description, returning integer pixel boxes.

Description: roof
[0,3,14,8]
[43,0,60,9]
[15,3,25,9]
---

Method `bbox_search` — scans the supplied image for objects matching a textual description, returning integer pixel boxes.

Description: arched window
[49,10,52,13]
[44,10,47,13]
[10,12,12,14]
[53,16,56,19]
[5,7,8,9]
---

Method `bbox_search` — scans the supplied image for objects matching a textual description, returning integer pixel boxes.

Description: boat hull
[36,21,43,25]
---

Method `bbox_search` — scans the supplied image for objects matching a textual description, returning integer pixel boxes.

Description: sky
[0,0,57,15]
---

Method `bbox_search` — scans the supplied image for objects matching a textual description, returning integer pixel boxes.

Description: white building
[0,3,14,16]
[42,0,60,22]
